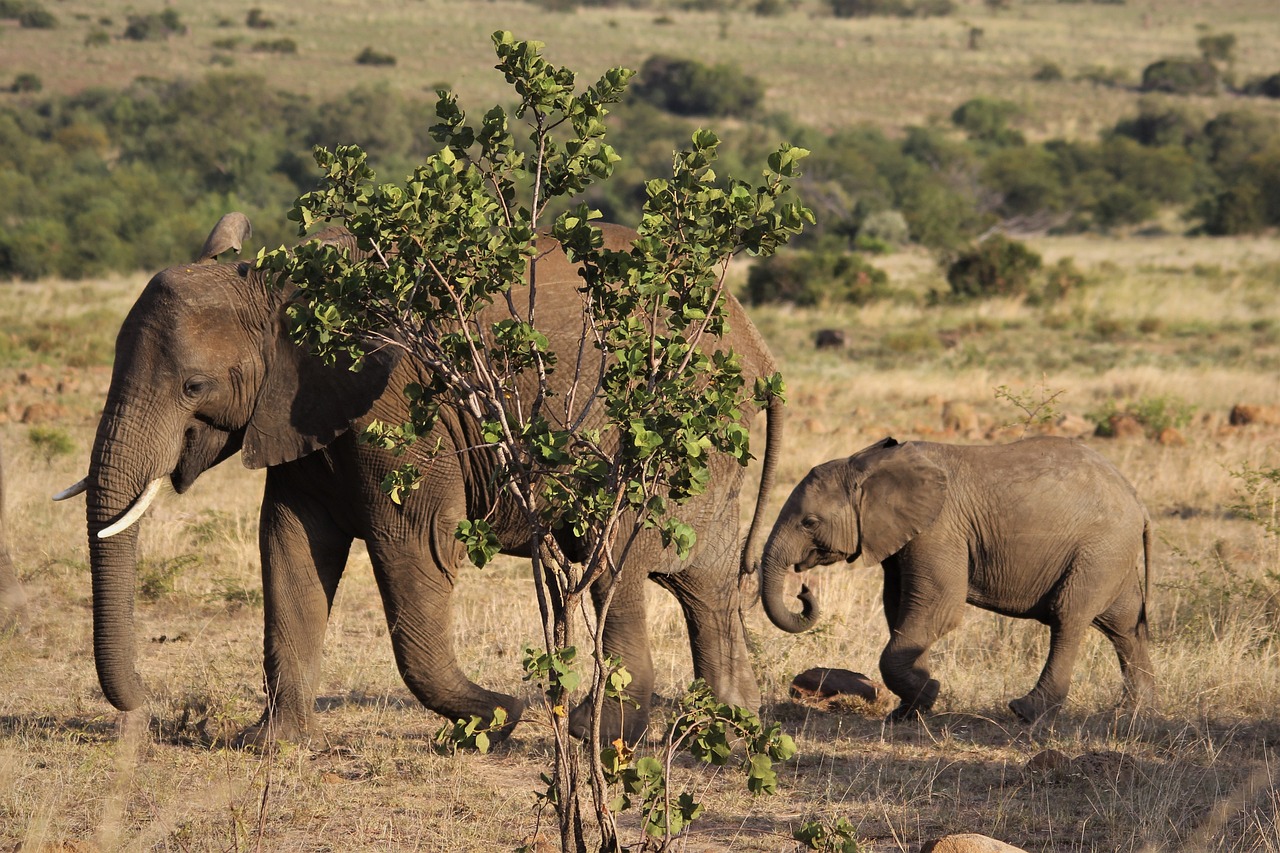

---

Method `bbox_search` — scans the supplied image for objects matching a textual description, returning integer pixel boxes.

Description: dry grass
[6,0,1280,140]
[1,235,1279,851]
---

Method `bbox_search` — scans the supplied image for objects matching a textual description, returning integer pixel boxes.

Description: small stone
[1157,427,1185,446]
[921,834,1029,853]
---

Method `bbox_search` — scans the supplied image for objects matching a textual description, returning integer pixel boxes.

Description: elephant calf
[760,435,1155,723]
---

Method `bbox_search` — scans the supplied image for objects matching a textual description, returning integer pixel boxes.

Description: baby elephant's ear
[854,441,948,566]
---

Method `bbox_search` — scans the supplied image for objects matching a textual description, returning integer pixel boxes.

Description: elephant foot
[568,698,650,746]
[1009,694,1062,724]
[885,678,939,723]
[231,712,314,752]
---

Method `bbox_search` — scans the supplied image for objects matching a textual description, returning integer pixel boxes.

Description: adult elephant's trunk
[760,537,820,634]
[86,404,172,712]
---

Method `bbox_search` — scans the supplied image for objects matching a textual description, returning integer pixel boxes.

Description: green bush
[951,97,1024,145]
[245,8,274,28]
[1033,62,1064,82]
[84,29,110,47]
[1197,33,1236,64]
[1088,395,1194,438]
[631,55,763,117]
[123,10,186,40]
[252,38,297,54]
[355,46,396,66]
[745,249,890,307]
[0,0,27,17]
[946,235,1042,300]
[1242,73,1280,99]
[17,5,56,28]
[10,73,42,93]
[1201,182,1264,235]
[1141,57,1220,95]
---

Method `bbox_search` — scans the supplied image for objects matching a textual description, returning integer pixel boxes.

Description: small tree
[946,234,1042,300]
[262,32,807,852]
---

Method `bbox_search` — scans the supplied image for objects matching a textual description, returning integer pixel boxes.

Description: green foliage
[951,97,1024,146]
[433,707,509,754]
[17,4,55,28]
[1141,57,1220,95]
[745,248,890,306]
[631,55,763,117]
[994,379,1065,432]
[84,29,110,47]
[27,426,75,464]
[601,681,797,841]
[1242,73,1280,99]
[245,8,274,29]
[1197,33,1236,64]
[795,817,865,852]
[1229,462,1280,551]
[1033,61,1064,82]
[10,73,41,93]
[122,9,186,41]
[252,38,297,54]
[138,554,199,602]
[354,46,396,66]
[1088,394,1195,438]
[946,235,1042,300]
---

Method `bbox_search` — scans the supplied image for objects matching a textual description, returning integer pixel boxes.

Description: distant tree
[1197,33,1236,65]
[631,55,763,117]
[354,46,396,66]
[947,235,1042,300]
[1141,57,1220,95]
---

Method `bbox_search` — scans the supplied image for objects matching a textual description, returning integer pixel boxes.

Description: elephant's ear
[241,325,401,469]
[855,440,948,566]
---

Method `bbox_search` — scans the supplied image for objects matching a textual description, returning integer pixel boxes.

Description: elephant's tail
[1140,509,1152,630]
[740,392,783,586]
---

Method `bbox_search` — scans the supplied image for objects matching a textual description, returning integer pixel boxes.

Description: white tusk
[98,479,165,539]
[53,478,88,501]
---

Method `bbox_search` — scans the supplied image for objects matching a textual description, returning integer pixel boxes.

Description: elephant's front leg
[367,531,523,740]
[237,484,350,749]
[880,556,963,722]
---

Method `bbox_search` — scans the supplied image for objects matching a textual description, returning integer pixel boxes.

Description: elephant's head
[760,437,948,633]
[65,215,399,712]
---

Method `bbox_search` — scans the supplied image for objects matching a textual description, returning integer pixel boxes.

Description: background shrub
[17,5,56,28]
[631,55,762,117]
[355,47,396,66]
[946,235,1042,300]
[10,73,42,93]
[745,248,891,306]
[252,38,297,54]
[1141,57,1220,95]
[123,10,186,41]
[951,97,1024,145]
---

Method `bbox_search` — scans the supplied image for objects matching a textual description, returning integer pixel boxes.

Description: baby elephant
[760,435,1154,723]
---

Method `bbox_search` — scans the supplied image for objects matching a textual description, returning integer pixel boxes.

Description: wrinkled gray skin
[0,447,26,629]
[761,436,1154,723]
[83,216,780,747]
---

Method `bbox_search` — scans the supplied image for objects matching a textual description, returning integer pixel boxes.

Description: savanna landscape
[2,0,1280,851]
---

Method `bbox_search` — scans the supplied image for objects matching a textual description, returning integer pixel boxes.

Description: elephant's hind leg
[1094,586,1155,709]
[237,488,350,750]
[368,535,524,741]
[1010,618,1087,723]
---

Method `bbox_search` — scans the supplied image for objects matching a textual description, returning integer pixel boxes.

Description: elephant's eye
[801,515,819,530]
[183,377,211,398]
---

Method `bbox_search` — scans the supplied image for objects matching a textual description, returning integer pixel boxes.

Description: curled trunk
[760,547,820,634]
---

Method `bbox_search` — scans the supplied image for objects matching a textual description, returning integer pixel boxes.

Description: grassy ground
[1,233,1279,850]
[4,0,1280,139]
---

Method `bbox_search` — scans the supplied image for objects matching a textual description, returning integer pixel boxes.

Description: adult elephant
[0,447,26,629]
[60,214,782,747]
